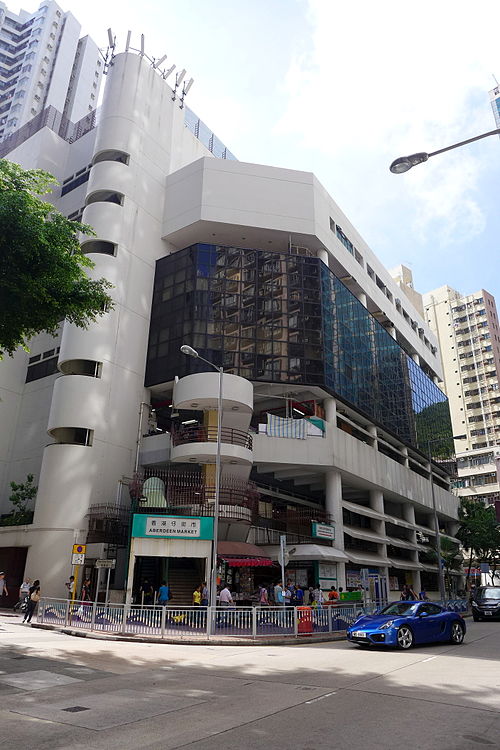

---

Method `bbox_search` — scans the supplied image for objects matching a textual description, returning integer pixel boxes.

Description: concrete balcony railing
[171,425,253,450]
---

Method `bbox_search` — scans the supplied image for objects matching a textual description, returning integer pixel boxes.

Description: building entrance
[132,556,206,606]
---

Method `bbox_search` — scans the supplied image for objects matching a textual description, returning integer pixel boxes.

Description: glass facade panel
[145,244,451,453]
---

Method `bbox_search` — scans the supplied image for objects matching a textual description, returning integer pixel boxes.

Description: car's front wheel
[450,621,465,644]
[396,625,414,649]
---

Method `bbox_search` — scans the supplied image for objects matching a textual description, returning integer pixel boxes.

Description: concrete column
[324,397,336,425]
[401,445,409,468]
[318,248,329,267]
[325,469,346,589]
[412,352,420,365]
[357,291,367,307]
[412,569,422,594]
[367,424,378,449]
[370,489,384,515]
[387,324,397,340]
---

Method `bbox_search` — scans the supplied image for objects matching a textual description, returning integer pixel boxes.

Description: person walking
[192,585,202,606]
[158,581,171,605]
[219,583,234,607]
[65,576,75,600]
[80,578,92,601]
[328,586,339,602]
[259,584,269,606]
[14,577,31,612]
[274,582,284,605]
[292,585,304,606]
[201,581,208,607]
[23,580,40,624]
[139,579,154,605]
[0,572,9,603]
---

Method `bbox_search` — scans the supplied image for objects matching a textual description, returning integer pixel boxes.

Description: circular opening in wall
[190,403,199,407]
[189,458,197,462]
[231,406,239,411]
[230,460,238,464]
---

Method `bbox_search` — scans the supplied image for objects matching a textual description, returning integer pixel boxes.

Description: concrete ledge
[30,622,347,646]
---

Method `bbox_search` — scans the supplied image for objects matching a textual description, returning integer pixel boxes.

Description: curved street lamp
[390,127,500,173]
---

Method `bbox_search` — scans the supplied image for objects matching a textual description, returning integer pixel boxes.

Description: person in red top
[328,586,339,601]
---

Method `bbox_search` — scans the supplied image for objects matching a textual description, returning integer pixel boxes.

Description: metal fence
[36,598,469,640]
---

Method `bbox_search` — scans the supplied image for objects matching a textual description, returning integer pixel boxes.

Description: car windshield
[478,588,500,600]
[377,603,417,616]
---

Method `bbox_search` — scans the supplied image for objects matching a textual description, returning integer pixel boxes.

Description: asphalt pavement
[0,610,499,750]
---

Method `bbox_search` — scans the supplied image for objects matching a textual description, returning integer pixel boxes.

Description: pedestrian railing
[36,599,367,639]
[35,598,469,640]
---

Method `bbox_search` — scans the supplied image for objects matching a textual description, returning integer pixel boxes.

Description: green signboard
[131,514,214,540]
[312,522,335,541]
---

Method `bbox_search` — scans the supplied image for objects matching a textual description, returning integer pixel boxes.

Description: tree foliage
[0,159,113,357]
[1,473,37,526]
[456,498,500,586]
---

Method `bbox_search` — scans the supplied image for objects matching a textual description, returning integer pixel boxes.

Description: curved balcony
[129,471,258,525]
[172,426,253,450]
[170,425,253,466]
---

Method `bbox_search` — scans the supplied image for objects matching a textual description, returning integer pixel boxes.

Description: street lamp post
[180,345,223,617]
[427,434,467,602]
[390,127,500,173]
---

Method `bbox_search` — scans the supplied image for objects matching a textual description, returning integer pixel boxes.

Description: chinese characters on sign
[312,523,335,540]
[145,517,201,537]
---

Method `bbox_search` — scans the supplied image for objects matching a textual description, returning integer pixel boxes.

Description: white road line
[422,656,437,662]
[305,692,337,704]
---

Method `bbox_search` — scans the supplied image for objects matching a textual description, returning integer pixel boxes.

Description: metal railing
[37,599,369,639]
[172,426,253,450]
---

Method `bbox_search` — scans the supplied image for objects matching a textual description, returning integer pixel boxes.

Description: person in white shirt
[0,572,8,600]
[14,577,31,612]
[219,584,234,607]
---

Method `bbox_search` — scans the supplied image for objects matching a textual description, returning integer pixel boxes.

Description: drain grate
[62,706,90,713]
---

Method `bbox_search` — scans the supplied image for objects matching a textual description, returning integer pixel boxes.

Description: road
[0,612,499,750]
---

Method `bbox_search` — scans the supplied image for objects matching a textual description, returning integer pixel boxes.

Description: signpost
[95,559,116,606]
[71,544,86,603]
[278,535,288,606]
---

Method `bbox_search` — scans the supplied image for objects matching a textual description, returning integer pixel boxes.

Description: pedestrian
[65,575,75,600]
[219,583,234,607]
[328,585,339,601]
[14,577,31,612]
[259,584,269,606]
[139,579,154,605]
[80,578,92,601]
[284,584,292,608]
[201,581,208,607]
[418,587,428,601]
[292,585,304,606]
[274,581,284,605]
[158,580,171,605]
[23,579,40,624]
[313,585,324,609]
[0,571,9,602]
[192,585,202,606]
[307,586,315,605]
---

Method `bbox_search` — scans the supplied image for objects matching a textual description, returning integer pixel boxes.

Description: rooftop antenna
[125,30,131,52]
[99,28,116,74]
[163,64,175,80]
[179,77,194,109]
[172,68,186,100]
[154,54,167,69]
[107,28,115,49]
[140,34,145,56]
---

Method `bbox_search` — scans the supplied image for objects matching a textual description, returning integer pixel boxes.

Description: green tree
[456,498,500,587]
[0,159,113,358]
[1,473,37,526]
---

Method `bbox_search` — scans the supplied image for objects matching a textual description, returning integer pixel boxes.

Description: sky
[10,0,500,302]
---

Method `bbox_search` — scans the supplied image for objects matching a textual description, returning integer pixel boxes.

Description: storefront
[217,542,276,604]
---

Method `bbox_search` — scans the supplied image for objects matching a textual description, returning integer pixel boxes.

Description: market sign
[312,522,335,541]
[131,514,214,540]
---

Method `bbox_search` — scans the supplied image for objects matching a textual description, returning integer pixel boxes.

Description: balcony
[171,425,253,450]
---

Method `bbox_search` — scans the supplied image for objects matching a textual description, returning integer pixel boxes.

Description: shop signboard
[312,523,335,540]
[131,514,214,540]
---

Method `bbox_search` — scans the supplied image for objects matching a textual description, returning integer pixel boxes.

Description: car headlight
[379,620,396,630]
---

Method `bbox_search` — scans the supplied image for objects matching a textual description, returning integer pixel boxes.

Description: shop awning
[346,553,391,567]
[388,559,424,570]
[264,544,349,563]
[217,541,274,567]
[219,556,275,567]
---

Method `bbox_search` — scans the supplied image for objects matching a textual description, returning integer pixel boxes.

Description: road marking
[306,692,337,704]
[422,656,437,662]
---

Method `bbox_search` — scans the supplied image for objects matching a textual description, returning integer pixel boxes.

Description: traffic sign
[72,544,86,555]
[95,559,116,569]
[72,553,85,565]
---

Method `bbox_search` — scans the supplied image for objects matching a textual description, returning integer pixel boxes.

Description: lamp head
[180,345,198,358]
[390,152,429,173]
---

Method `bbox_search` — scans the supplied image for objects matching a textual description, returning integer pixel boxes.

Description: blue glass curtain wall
[145,243,451,454]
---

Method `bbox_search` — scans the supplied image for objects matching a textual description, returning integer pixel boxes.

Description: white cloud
[276,0,500,248]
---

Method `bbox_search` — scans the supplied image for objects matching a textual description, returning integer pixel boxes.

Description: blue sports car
[347,601,466,649]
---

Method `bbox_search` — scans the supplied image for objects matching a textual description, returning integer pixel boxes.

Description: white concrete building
[0,45,461,604]
[423,286,500,506]
[0,0,102,142]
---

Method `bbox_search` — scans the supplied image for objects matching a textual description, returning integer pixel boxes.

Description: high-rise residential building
[489,83,500,129]
[423,286,500,506]
[0,43,462,605]
[0,0,102,142]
